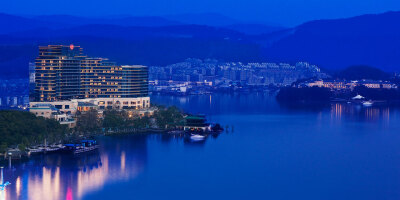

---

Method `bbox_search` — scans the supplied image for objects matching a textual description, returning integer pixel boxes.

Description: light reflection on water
[330,103,392,123]
[2,94,400,200]
[2,136,147,200]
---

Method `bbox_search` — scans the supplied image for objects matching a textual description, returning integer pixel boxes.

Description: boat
[27,146,45,154]
[190,134,206,140]
[168,130,184,134]
[63,140,99,154]
[27,144,63,155]
[352,94,365,100]
[362,101,373,106]
[44,144,63,153]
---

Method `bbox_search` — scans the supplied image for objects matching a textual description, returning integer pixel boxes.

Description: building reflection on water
[1,135,148,200]
[330,103,391,123]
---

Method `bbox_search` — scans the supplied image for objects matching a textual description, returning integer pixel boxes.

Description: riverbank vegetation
[0,105,192,153]
[74,105,185,135]
[0,110,69,152]
[351,86,400,101]
[276,85,400,105]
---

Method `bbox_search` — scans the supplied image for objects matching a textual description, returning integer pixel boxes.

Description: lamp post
[0,167,10,191]
[7,153,11,168]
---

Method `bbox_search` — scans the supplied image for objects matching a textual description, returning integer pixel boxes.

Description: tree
[0,142,7,153]
[76,109,101,133]
[0,110,69,150]
[103,110,126,129]
[154,106,184,129]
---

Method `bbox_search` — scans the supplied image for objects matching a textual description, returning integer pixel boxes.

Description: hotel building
[30,44,150,115]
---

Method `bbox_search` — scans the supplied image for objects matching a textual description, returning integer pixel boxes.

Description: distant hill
[163,13,240,26]
[4,24,248,40]
[0,23,261,78]
[224,24,284,35]
[334,66,390,80]
[31,15,183,27]
[263,11,400,72]
[2,11,400,78]
[0,13,63,34]
[0,13,184,35]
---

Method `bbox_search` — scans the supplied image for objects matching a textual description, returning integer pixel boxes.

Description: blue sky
[1,0,400,26]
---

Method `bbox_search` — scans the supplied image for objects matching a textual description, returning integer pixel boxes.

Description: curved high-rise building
[32,45,150,111]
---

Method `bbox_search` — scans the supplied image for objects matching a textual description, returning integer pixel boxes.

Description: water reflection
[2,135,148,200]
[2,133,218,200]
[330,103,392,123]
[154,132,222,147]
[2,94,400,200]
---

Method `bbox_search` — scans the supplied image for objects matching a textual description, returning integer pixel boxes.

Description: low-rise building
[29,104,76,128]
[29,104,58,118]
[183,115,211,132]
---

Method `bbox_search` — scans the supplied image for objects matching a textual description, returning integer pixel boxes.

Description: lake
[2,93,400,200]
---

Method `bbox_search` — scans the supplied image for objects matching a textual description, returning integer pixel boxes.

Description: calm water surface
[2,93,400,200]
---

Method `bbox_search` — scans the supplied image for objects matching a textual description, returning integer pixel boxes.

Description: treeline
[0,106,186,152]
[276,85,400,104]
[350,86,400,101]
[0,110,69,152]
[75,106,185,134]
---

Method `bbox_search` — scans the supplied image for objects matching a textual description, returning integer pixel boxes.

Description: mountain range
[0,11,400,78]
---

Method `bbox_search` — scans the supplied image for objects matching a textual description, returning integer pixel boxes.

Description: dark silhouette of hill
[0,39,261,78]
[0,13,67,34]
[31,15,183,27]
[0,13,184,35]
[224,24,284,35]
[163,13,240,26]
[263,11,400,72]
[5,24,248,40]
[334,66,390,80]
[2,11,400,77]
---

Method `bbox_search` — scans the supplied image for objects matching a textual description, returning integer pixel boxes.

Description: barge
[63,140,99,154]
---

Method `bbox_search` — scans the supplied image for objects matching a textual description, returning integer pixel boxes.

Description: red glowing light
[69,44,74,50]
[66,187,73,200]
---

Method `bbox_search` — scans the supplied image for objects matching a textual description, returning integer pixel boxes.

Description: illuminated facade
[34,45,85,101]
[33,45,149,102]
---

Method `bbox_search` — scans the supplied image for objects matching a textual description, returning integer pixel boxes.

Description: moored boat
[63,140,99,154]
[45,144,64,153]
[190,134,206,140]
[27,147,45,154]
[363,101,373,106]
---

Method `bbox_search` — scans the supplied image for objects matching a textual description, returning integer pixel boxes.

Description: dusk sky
[1,0,400,26]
